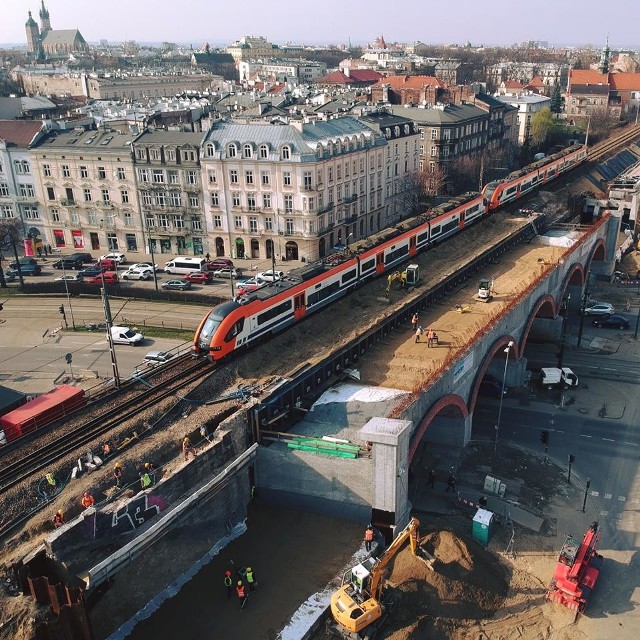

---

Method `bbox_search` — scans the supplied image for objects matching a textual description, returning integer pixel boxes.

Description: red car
[206,258,234,271]
[184,271,212,284]
[87,271,119,285]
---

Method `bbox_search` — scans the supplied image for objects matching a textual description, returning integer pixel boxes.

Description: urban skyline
[1,0,640,50]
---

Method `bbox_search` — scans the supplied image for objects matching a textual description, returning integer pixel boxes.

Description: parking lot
[1,252,304,302]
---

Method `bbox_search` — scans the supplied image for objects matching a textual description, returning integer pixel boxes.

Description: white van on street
[163,256,207,275]
[110,326,144,346]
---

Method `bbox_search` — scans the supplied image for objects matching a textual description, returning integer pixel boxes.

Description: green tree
[530,107,555,149]
[550,84,563,114]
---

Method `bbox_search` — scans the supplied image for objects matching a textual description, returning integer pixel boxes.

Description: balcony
[343,194,358,204]
[96,200,113,208]
[61,199,77,207]
[316,202,334,215]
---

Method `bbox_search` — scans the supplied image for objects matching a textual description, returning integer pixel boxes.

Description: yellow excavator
[329,517,434,639]
[385,264,420,297]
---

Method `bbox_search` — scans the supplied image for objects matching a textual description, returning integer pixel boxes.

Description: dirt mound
[385,530,510,638]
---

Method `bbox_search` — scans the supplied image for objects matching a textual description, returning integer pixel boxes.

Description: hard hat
[144,462,151,469]
[183,436,189,441]
[225,570,232,576]
[237,580,243,586]
[246,567,251,572]
[57,510,63,515]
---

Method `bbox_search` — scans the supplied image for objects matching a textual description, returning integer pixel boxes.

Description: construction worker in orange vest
[236,580,248,610]
[364,524,374,552]
[81,491,95,509]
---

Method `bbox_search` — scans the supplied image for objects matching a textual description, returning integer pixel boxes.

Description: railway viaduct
[255,212,618,528]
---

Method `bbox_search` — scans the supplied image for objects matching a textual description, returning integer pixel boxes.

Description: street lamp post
[100,268,120,388]
[493,340,514,453]
[145,227,159,291]
[60,263,76,330]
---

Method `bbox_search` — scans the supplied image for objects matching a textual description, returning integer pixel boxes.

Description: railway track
[587,124,640,162]
[0,358,207,496]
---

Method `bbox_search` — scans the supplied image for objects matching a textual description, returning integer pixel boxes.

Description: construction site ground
[0,192,630,640]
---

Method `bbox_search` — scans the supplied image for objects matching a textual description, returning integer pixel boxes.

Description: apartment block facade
[200,114,420,262]
[30,125,141,254]
[131,131,208,256]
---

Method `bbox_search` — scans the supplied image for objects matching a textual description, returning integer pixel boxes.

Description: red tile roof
[609,73,640,91]
[568,69,608,86]
[372,74,444,90]
[503,80,524,89]
[317,69,383,84]
[0,120,44,148]
[528,76,545,87]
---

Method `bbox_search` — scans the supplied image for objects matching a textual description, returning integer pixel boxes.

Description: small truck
[540,367,579,389]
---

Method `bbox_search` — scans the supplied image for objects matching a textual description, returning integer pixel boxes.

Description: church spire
[598,35,610,75]
[39,1,52,32]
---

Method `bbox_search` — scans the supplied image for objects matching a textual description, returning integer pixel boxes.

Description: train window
[224,317,245,342]
[341,269,357,285]
[441,218,458,234]
[384,245,409,264]
[257,300,292,326]
[360,259,375,272]
[547,168,556,177]
[431,225,441,236]
[505,186,517,196]
[308,281,340,306]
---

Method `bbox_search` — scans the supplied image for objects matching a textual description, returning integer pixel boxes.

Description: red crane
[546,521,603,616]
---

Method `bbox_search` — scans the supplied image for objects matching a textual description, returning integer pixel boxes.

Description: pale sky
[1,0,639,49]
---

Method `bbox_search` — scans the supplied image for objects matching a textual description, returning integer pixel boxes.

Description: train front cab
[195,300,243,361]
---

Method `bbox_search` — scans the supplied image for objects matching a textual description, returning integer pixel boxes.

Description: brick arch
[519,294,557,351]
[468,335,519,414]
[409,394,468,464]
[588,238,606,264]
[558,263,585,302]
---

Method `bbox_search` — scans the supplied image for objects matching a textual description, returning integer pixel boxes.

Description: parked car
[236,278,266,296]
[257,269,284,282]
[52,257,83,270]
[479,374,507,398]
[130,262,159,272]
[66,252,94,264]
[206,258,234,271]
[7,263,41,276]
[162,279,191,291]
[9,257,37,269]
[79,264,105,277]
[87,271,119,285]
[99,252,126,264]
[582,302,615,316]
[121,267,153,281]
[96,258,117,271]
[54,273,83,282]
[184,271,212,284]
[144,351,174,364]
[592,314,630,329]
[110,325,143,346]
[3,271,16,283]
[212,267,239,279]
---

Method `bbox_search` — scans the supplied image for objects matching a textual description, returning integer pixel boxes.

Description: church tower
[39,1,52,32]
[25,11,41,55]
[598,37,610,75]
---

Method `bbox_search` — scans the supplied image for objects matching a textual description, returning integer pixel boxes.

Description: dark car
[79,264,106,277]
[67,252,94,264]
[9,257,38,269]
[52,257,83,270]
[592,314,630,329]
[162,279,192,291]
[479,374,507,398]
[7,263,41,276]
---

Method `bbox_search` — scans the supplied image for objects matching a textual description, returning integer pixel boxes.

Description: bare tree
[589,107,615,142]
[396,170,428,218]
[0,219,25,288]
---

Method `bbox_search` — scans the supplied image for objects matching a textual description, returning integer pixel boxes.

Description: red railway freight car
[0,385,86,445]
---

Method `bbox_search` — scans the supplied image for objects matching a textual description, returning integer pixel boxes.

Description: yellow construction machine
[329,517,434,639]
[385,264,419,297]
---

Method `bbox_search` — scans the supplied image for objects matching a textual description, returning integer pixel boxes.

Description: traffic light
[65,353,72,365]
[568,454,575,464]
[59,304,65,315]
[540,430,550,445]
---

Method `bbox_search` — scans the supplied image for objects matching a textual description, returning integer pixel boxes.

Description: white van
[164,256,206,275]
[110,326,144,346]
